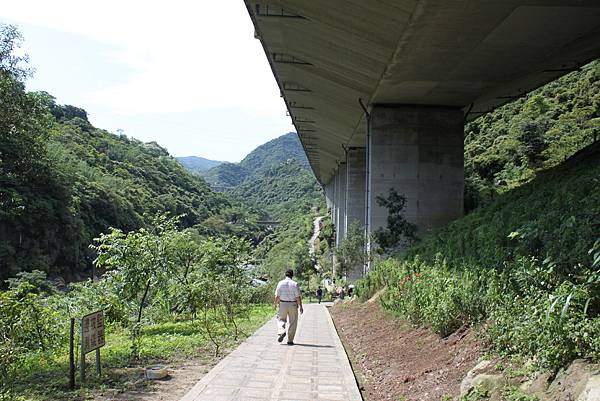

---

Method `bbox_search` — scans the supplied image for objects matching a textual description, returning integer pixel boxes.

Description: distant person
[274,269,304,345]
[316,287,323,304]
[348,285,354,297]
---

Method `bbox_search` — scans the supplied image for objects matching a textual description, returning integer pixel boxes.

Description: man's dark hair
[285,269,294,278]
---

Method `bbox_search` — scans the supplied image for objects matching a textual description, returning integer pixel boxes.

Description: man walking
[275,269,303,345]
[316,286,323,304]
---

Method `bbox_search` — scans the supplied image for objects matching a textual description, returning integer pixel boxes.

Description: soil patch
[329,300,481,401]
[94,355,218,401]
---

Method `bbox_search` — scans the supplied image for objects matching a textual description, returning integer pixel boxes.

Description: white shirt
[275,277,301,302]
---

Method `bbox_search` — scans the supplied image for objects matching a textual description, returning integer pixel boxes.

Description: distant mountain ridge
[179,132,321,217]
[239,132,310,174]
[176,155,225,172]
[199,132,311,189]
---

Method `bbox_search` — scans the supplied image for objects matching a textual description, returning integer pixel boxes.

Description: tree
[335,222,367,278]
[0,24,32,80]
[92,214,178,325]
[373,189,418,252]
[0,24,53,220]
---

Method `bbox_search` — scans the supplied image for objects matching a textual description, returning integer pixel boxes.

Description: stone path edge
[324,305,364,401]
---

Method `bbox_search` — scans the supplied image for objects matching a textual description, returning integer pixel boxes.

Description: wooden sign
[81,310,105,354]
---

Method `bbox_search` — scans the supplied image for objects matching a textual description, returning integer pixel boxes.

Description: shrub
[361,248,600,369]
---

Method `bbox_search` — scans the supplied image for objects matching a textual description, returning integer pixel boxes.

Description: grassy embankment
[358,141,600,370]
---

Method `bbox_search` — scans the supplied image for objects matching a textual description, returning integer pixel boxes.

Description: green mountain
[201,162,249,190]
[239,132,310,175]
[176,155,225,172]
[200,132,310,188]
[233,159,321,219]
[195,132,321,217]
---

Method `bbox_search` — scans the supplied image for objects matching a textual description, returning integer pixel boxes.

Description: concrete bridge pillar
[331,171,340,230]
[367,106,464,249]
[331,171,338,230]
[335,162,347,247]
[324,183,333,212]
[345,148,366,234]
[330,167,342,277]
[344,147,366,282]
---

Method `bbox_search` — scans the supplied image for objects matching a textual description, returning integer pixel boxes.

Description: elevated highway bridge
[244,0,600,280]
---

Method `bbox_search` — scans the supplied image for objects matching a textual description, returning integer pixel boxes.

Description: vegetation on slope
[254,210,316,281]
[232,159,322,219]
[464,60,600,210]
[358,61,600,370]
[239,131,310,175]
[360,142,600,369]
[201,162,249,190]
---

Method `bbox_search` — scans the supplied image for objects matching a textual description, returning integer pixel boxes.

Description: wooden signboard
[82,310,105,353]
[80,310,105,382]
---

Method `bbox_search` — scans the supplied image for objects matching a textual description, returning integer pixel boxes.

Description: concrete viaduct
[244,1,600,280]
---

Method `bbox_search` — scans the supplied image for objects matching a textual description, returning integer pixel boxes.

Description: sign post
[80,310,106,383]
[69,318,75,389]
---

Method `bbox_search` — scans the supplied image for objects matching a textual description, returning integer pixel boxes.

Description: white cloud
[1,0,286,116]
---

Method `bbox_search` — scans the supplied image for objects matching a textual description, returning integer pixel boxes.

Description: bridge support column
[345,148,366,232]
[331,172,340,229]
[345,148,366,282]
[335,162,347,246]
[330,168,340,277]
[324,183,333,212]
[367,106,464,255]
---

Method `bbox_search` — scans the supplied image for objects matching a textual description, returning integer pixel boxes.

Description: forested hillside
[191,132,321,218]
[200,132,310,188]
[0,26,261,282]
[233,159,321,218]
[0,98,255,281]
[239,131,311,175]
[201,162,249,190]
[464,60,600,209]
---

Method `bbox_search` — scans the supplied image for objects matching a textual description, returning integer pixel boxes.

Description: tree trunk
[138,279,151,323]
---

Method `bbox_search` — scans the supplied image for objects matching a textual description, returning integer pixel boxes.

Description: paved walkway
[181,303,362,401]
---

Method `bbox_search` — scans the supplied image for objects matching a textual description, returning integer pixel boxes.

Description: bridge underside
[245,0,600,279]
[247,0,600,183]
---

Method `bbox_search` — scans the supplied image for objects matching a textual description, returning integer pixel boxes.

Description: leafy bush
[0,279,63,383]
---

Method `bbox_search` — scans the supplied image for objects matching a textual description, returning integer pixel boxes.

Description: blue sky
[1,1,294,162]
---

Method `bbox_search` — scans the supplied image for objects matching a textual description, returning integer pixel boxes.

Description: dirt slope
[330,300,481,401]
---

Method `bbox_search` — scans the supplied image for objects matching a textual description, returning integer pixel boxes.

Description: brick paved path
[181,303,362,401]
